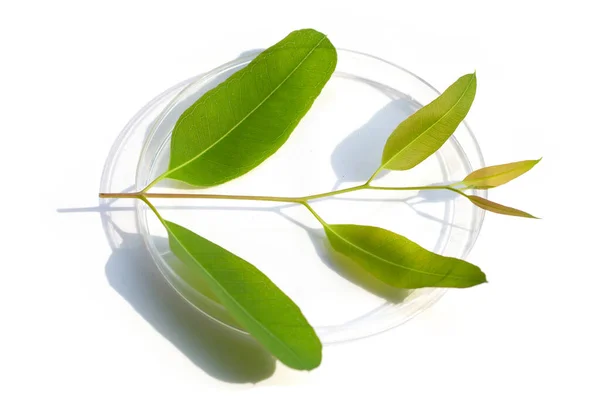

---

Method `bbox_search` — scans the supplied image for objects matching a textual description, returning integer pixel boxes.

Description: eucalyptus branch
[96,27,541,372]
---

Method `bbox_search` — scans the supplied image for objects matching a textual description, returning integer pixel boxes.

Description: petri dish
[100,49,486,344]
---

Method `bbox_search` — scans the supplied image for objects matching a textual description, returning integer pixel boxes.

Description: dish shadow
[104,216,276,383]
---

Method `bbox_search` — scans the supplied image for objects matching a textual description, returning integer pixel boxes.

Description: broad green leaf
[161,28,337,187]
[379,73,476,172]
[166,221,322,370]
[322,224,486,289]
[467,195,538,218]
[141,199,321,370]
[457,159,541,189]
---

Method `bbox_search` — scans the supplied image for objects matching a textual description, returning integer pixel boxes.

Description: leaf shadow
[101,211,277,383]
[329,78,421,190]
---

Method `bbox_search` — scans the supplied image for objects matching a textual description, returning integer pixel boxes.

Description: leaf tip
[463,270,487,288]
[292,349,322,371]
[306,357,322,371]
[520,212,540,219]
[521,209,541,219]
[463,71,477,91]
[479,269,488,285]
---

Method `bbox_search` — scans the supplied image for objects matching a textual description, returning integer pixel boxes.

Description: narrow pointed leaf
[458,159,541,189]
[162,28,337,187]
[322,224,486,289]
[380,73,476,171]
[467,195,538,218]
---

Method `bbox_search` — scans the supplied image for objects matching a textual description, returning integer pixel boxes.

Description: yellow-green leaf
[458,159,541,189]
[323,224,487,289]
[379,73,476,172]
[467,195,538,218]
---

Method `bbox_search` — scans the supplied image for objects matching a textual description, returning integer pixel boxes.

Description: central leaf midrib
[383,74,475,169]
[166,35,328,179]
[165,223,309,366]
[327,225,475,282]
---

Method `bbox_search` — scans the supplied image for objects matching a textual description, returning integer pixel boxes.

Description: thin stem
[300,184,366,201]
[142,171,170,193]
[137,195,167,225]
[444,186,471,199]
[365,166,383,185]
[368,185,449,191]
[301,202,328,226]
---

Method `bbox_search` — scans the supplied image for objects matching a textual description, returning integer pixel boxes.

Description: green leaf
[322,223,487,289]
[379,73,476,172]
[160,28,337,187]
[166,221,322,370]
[457,159,541,189]
[141,199,321,370]
[467,195,538,218]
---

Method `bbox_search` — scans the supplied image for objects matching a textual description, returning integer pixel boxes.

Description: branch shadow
[57,203,294,214]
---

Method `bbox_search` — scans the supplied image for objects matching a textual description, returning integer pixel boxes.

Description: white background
[1,1,598,398]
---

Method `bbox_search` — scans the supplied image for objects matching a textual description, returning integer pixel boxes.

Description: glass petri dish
[101,49,486,344]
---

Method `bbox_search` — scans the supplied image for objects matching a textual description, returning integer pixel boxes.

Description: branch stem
[365,166,383,185]
[99,184,461,203]
[99,191,304,203]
